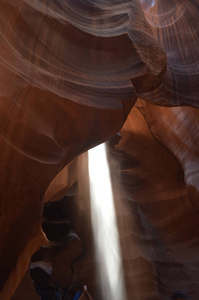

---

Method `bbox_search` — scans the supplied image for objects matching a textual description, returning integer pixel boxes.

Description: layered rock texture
[0,0,198,299]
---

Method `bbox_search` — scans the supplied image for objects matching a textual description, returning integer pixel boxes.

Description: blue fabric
[55,292,61,300]
[73,291,82,300]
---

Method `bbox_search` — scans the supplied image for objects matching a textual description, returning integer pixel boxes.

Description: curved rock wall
[108,100,199,299]
[140,0,199,107]
[0,0,198,299]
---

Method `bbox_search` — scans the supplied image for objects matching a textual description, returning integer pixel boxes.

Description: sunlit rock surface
[0,0,198,299]
[140,0,199,107]
[108,100,199,299]
[12,271,40,300]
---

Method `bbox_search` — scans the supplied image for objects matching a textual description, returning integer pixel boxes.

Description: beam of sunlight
[88,143,126,300]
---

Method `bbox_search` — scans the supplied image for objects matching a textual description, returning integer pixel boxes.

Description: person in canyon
[172,290,187,299]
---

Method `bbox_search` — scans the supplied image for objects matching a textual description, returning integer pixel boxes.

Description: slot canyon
[0,0,199,299]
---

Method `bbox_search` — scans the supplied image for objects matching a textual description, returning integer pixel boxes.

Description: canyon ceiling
[0,0,199,299]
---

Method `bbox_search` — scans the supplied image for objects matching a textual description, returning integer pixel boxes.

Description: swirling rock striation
[0,0,199,299]
[107,100,199,299]
[0,0,166,298]
[140,0,199,107]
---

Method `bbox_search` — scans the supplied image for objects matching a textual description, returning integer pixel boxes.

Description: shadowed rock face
[140,0,199,107]
[0,0,198,299]
[108,100,199,299]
